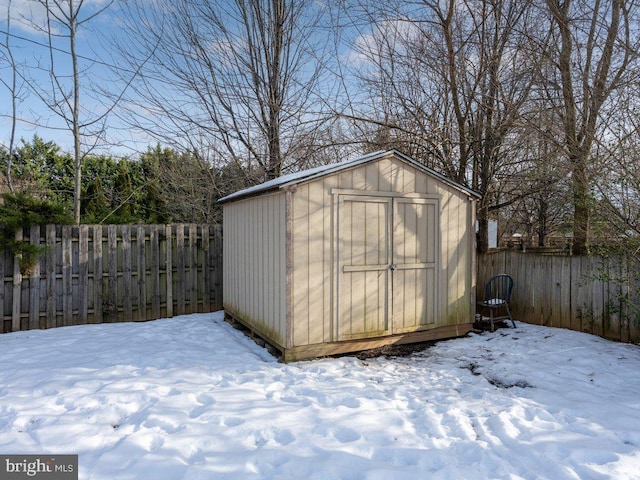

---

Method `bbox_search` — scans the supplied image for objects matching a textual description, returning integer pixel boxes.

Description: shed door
[392,198,438,333]
[336,195,392,340]
[336,194,438,341]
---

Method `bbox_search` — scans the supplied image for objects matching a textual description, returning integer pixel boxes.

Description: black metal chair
[477,274,515,331]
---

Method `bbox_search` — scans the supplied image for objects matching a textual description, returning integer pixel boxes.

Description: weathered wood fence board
[1,224,222,333]
[478,251,640,343]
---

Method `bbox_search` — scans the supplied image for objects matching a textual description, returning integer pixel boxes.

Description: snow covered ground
[1,312,639,480]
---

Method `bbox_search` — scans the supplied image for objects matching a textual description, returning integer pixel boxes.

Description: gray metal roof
[218,149,481,203]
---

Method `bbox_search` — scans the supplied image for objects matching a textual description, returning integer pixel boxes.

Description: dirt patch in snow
[354,340,441,360]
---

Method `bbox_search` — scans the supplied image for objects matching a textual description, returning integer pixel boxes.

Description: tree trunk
[70,11,81,224]
[571,155,590,254]
[4,0,17,193]
[545,0,629,255]
[477,212,489,254]
[537,196,547,247]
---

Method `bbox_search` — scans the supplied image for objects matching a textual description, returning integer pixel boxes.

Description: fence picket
[165,225,173,318]
[78,225,89,325]
[213,225,223,310]
[93,226,103,324]
[629,257,640,342]
[46,225,56,328]
[62,226,73,326]
[122,225,132,322]
[136,226,146,321]
[150,226,161,319]
[29,225,40,330]
[201,226,210,313]
[107,225,118,322]
[0,239,5,333]
[559,256,572,331]
[189,224,198,313]
[176,225,185,315]
[12,230,22,332]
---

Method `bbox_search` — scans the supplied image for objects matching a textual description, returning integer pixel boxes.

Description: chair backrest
[485,274,513,302]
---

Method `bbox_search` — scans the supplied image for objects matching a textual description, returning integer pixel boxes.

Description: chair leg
[506,304,515,328]
[489,309,494,332]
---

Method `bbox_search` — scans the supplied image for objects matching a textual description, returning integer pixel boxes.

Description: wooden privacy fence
[2,224,223,333]
[478,250,640,343]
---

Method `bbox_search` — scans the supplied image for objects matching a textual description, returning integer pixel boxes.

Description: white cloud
[1,0,114,35]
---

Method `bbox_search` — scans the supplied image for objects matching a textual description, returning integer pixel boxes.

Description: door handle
[389,263,397,271]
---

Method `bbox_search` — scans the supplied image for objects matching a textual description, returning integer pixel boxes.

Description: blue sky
[1,0,373,160]
[0,0,158,157]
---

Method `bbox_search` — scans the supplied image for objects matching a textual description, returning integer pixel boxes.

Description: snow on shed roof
[218,149,480,203]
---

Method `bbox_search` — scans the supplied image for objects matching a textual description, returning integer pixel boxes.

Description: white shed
[219,150,480,361]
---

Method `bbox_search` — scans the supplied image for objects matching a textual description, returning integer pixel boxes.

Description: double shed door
[336,193,439,341]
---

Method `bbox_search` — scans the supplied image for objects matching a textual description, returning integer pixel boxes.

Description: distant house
[219,150,480,361]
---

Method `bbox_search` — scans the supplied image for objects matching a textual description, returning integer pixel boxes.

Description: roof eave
[218,149,481,204]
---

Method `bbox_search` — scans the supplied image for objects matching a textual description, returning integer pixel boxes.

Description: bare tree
[542,0,639,254]
[590,82,640,245]
[343,0,545,252]
[0,0,21,192]
[120,0,335,182]
[22,0,121,223]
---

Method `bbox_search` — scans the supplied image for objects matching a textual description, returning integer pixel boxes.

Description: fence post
[11,229,23,332]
